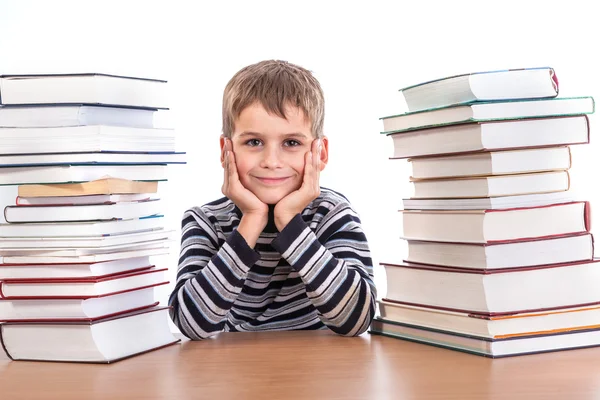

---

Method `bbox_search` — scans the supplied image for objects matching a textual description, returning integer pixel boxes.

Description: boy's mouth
[254,176,291,185]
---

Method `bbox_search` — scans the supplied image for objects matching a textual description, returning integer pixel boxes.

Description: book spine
[585,115,591,144]
[0,325,15,361]
[585,202,592,232]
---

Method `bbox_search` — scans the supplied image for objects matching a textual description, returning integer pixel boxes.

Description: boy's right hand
[222,139,268,247]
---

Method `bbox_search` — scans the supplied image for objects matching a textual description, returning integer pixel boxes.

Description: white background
[1,0,598,330]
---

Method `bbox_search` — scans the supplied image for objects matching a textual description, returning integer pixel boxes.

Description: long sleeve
[270,202,377,336]
[168,207,259,340]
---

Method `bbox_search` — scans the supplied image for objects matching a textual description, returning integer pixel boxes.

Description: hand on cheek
[274,138,322,231]
[221,138,269,221]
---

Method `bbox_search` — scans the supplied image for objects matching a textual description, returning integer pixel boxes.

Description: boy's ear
[318,136,329,172]
[219,135,227,168]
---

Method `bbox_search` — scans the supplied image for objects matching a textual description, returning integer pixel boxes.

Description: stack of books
[370,67,600,358]
[0,73,182,363]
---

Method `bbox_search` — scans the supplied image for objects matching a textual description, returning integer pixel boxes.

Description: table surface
[1,330,600,400]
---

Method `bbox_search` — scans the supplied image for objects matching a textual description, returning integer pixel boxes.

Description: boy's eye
[284,139,301,147]
[245,139,262,147]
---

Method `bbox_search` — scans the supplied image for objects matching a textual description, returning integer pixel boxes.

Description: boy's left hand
[274,139,322,232]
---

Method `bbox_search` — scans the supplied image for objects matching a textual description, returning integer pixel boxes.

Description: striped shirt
[168,188,376,340]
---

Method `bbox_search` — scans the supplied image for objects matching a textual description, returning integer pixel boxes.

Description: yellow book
[18,178,158,197]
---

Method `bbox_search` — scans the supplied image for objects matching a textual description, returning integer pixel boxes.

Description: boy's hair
[222,60,325,138]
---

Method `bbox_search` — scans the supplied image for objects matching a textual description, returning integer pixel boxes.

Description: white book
[402,192,576,211]
[4,199,162,222]
[0,267,167,298]
[401,202,589,244]
[0,125,175,154]
[0,286,159,321]
[411,171,570,199]
[0,256,154,280]
[405,233,593,270]
[0,164,167,185]
[0,307,180,363]
[0,247,170,264]
[0,216,164,237]
[16,193,155,205]
[0,151,186,167]
[389,115,589,159]
[409,147,572,180]
[0,73,168,109]
[399,67,558,112]
[382,258,600,314]
[0,229,175,249]
[0,239,172,257]
[0,105,155,128]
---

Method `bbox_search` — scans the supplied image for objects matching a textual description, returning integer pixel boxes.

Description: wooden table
[1,330,600,399]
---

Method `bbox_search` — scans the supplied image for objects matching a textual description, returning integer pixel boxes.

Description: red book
[0,267,168,299]
[381,258,600,316]
[405,232,593,269]
[401,201,591,244]
[0,306,180,363]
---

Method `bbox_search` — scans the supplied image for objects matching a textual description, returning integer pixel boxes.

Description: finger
[313,138,321,172]
[222,150,229,194]
[228,150,240,183]
[302,150,314,189]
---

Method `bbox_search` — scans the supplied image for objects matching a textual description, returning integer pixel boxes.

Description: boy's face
[222,102,328,205]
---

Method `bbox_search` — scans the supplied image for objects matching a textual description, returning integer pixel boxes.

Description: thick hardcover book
[0,73,169,110]
[0,306,180,363]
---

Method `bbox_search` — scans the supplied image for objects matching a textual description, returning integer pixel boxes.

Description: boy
[169,60,376,340]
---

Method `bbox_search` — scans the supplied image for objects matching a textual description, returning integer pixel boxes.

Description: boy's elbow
[326,301,376,337]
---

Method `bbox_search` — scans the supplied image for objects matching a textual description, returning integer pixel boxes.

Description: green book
[380,96,595,135]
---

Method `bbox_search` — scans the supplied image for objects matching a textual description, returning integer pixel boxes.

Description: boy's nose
[260,145,283,169]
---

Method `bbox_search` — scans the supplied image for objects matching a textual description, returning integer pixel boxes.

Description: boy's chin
[254,190,291,206]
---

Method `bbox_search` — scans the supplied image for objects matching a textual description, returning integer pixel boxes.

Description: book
[0,239,171,257]
[0,247,171,265]
[0,306,180,363]
[0,267,167,299]
[402,192,576,211]
[409,146,571,180]
[411,171,569,199]
[0,215,164,237]
[401,202,589,243]
[17,178,158,197]
[0,125,175,154]
[370,318,600,358]
[0,256,154,280]
[380,96,594,134]
[4,199,162,223]
[377,300,600,339]
[405,233,593,269]
[0,229,174,249]
[0,286,159,321]
[381,258,600,315]
[0,164,167,186]
[16,193,154,206]
[0,151,186,167]
[399,67,558,113]
[389,115,589,159]
[0,73,168,109]
[0,105,155,128]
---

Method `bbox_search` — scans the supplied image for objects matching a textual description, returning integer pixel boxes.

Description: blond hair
[222,60,325,138]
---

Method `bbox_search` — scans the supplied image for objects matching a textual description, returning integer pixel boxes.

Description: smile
[254,177,291,185]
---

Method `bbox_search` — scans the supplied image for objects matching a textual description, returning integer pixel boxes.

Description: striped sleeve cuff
[227,228,261,271]
[271,214,315,272]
